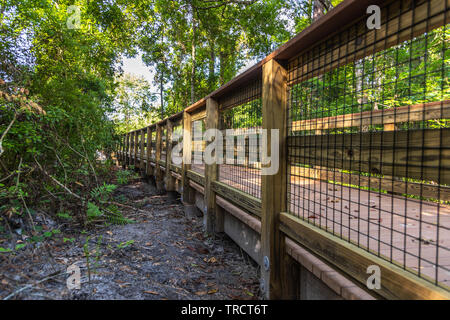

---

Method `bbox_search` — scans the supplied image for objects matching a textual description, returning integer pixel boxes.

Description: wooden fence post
[182,112,195,206]
[126,133,128,166]
[205,97,221,233]
[261,58,288,299]
[129,131,133,166]
[140,129,145,172]
[155,124,164,191]
[134,131,139,168]
[165,119,175,191]
[146,126,153,176]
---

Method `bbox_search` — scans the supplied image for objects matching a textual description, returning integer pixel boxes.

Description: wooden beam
[182,112,195,205]
[126,133,130,166]
[279,212,450,300]
[261,58,288,299]
[291,100,450,131]
[155,124,163,191]
[216,196,261,234]
[140,129,145,171]
[205,97,220,233]
[133,131,138,168]
[212,181,261,217]
[170,164,182,175]
[186,170,205,187]
[189,180,204,195]
[146,126,153,176]
[191,109,206,122]
[165,119,175,191]
[288,128,450,184]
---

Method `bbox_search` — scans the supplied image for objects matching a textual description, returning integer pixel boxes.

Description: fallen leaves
[204,257,217,264]
[143,290,159,295]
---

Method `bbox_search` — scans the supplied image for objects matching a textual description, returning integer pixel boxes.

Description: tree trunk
[219,50,226,86]
[160,74,164,119]
[208,42,215,92]
[190,4,196,104]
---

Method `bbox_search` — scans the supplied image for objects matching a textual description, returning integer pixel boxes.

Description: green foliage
[63,237,75,243]
[117,240,134,249]
[86,202,103,220]
[15,243,26,250]
[138,0,320,117]
[57,211,72,220]
[289,26,450,124]
[116,169,138,185]
[90,183,118,202]
[111,74,159,134]
[86,184,133,224]
[0,0,143,227]
[0,247,12,253]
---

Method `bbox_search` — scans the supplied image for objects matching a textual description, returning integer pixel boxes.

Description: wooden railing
[117,0,450,300]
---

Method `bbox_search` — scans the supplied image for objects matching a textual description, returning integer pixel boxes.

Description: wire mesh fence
[219,79,262,199]
[150,129,156,161]
[160,126,167,163]
[287,0,449,289]
[191,110,206,175]
[172,120,183,169]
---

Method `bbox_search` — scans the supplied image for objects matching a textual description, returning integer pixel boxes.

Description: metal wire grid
[191,115,206,175]
[150,129,156,160]
[287,0,449,288]
[218,79,262,199]
[160,126,167,163]
[172,121,183,168]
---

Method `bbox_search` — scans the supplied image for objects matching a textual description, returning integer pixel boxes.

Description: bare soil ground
[0,178,261,300]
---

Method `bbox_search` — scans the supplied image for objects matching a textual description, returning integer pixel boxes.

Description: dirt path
[0,179,261,300]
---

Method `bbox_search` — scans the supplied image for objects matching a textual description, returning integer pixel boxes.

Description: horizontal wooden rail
[212,181,262,217]
[191,110,206,121]
[189,180,204,195]
[291,100,450,131]
[216,196,261,234]
[186,169,205,186]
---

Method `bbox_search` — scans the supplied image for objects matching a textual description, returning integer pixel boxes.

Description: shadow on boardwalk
[0,178,261,300]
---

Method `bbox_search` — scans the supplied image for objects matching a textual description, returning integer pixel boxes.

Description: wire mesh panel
[219,79,262,199]
[172,120,183,168]
[150,129,156,161]
[191,112,206,175]
[160,126,167,163]
[287,0,449,289]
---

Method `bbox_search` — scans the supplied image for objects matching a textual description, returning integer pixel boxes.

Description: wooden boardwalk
[188,161,450,287]
[128,153,450,289]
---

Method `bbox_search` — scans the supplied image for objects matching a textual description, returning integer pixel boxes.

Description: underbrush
[0,160,139,253]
